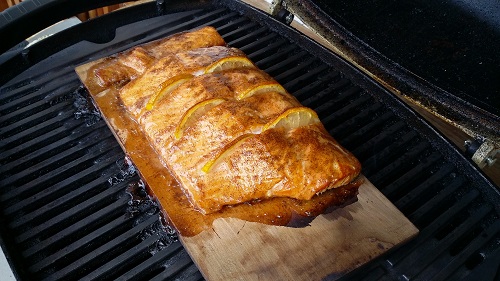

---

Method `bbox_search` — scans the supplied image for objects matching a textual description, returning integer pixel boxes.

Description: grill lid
[306,0,500,114]
[0,0,499,280]
[283,0,500,153]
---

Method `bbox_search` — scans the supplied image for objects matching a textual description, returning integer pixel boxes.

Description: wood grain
[182,178,418,280]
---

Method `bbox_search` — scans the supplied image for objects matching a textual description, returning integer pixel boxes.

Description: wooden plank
[75,14,422,272]
[76,58,418,280]
[182,178,418,280]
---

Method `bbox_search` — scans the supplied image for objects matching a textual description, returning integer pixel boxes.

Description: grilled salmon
[90,27,361,214]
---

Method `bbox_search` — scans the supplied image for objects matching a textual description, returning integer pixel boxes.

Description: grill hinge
[274,8,294,25]
[465,139,499,168]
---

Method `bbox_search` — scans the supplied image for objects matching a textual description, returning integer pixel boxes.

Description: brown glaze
[87,85,361,237]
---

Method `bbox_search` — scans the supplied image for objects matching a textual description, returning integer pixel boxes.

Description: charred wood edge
[281,0,500,156]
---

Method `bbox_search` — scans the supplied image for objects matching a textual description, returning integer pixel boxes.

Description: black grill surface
[0,1,498,280]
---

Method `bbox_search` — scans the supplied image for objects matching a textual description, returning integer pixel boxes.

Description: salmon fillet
[94,27,361,214]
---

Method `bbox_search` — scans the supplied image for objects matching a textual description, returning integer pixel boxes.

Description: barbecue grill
[0,0,499,280]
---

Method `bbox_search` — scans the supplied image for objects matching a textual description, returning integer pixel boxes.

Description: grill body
[0,1,498,280]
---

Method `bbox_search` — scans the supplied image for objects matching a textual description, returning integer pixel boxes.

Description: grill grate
[0,1,498,280]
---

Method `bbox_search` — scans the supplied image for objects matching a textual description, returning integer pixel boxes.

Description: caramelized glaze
[87,83,361,237]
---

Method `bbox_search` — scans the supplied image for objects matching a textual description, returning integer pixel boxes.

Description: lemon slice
[237,83,288,100]
[263,107,320,131]
[145,74,193,110]
[202,134,253,173]
[174,98,226,139]
[204,56,255,74]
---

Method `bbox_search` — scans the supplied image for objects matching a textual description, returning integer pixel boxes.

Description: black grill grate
[0,1,498,280]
